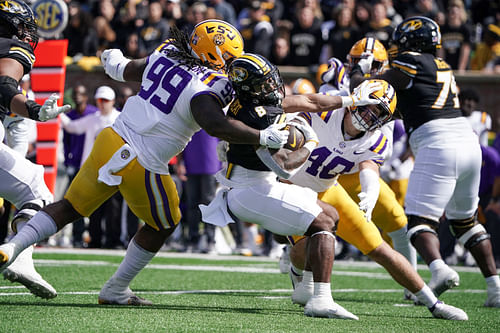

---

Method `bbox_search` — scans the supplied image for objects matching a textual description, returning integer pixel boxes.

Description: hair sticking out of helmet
[228,53,285,106]
[0,0,38,49]
[389,16,441,61]
[347,37,388,75]
[350,79,397,132]
[189,19,244,72]
[291,78,316,95]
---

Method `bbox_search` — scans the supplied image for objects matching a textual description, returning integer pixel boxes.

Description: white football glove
[101,49,131,82]
[292,117,319,152]
[358,191,377,222]
[357,52,374,75]
[38,94,71,121]
[342,80,382,108]
[259,123,289,149]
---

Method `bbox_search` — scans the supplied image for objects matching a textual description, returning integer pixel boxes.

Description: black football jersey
[0,37,35,75]
[226,99,286,171]
[390,51,462,134]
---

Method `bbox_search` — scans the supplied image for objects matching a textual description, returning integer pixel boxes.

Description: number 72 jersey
[390,51,462,134]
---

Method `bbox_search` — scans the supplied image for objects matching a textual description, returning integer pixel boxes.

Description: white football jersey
[467,111,492,146]
[113,42,234,174]
[289,108,391,193]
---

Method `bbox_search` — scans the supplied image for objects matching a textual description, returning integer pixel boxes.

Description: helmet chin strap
[351,112,367,132]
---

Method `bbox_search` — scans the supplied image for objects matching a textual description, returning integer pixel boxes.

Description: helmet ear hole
[207,53,217,61]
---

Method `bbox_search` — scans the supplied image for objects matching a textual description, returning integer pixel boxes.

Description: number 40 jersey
[112,41,234,175]
[289,108,392,193]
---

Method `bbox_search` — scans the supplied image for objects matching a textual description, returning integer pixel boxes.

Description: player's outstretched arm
[282,80,381,114]
[101,49,147,82]
[191,94,288,149]
[11,93,70,121]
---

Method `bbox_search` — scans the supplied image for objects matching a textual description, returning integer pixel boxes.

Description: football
[283,124,305,151]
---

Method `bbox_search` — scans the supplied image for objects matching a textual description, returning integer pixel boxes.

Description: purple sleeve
[183,130,222,175]
[479,146,500,196]
[392,119,406,143]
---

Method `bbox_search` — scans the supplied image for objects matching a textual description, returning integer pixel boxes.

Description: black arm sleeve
[0,76,21,109]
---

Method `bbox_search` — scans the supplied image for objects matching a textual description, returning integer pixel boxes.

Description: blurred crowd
[40,0,500,73]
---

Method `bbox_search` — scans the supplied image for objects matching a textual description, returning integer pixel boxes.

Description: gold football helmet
[350,79,397,131]
[347,37,388,75]
[189,19,244,71]
[291,78,316,95]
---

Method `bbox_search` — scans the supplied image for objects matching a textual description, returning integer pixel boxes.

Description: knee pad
[407,215,438,244]
[11,202,43,233]
[448,216,490,250]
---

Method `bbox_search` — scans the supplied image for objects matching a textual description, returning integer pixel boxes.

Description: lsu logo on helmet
[189,19,244,71]
[348,37,388,75]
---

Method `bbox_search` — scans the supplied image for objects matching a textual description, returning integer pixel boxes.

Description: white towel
[199,188,235,227]
[97,144,137,186]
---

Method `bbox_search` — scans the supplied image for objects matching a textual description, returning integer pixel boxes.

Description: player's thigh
[64,128,122,217]
[389,178,408,207]
[227,182,321,236]
[0,143,53,207]
[405,146,457,221]
[319,183,382,254]
[119,159,181,231]
[372,180,407,233]
[445,142,481,219]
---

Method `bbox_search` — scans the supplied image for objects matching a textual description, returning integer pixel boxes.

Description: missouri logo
[400,20,422,32]
[229,67,248,83]
[0,0,25,15]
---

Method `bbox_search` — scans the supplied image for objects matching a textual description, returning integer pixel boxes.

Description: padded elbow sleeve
[0,76,21,109]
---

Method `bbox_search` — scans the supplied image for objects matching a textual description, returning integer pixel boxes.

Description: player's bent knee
[407,215,438,245]
[448,216,490,250]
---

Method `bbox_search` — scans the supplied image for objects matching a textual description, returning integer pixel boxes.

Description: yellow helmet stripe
[239,54,270,74]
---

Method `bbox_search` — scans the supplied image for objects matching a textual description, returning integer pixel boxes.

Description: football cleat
[291,281,313,306]
[3,245,57,299]
[98,282,152,306]
[279,245,291,274]
[428,266,460,297]
[289,266,303,290]
[430,301,468,321]
[0,242,17,273]
[484,287,500,308]
[304,295,359,320]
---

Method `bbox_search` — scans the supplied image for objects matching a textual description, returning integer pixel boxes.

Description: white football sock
[290,263,303,277]
[429,259,447,273]
[109,239,156,290]
[10,211,57,251]
[486,275,500,290]
[388,226,417,270]
[415,284,438,308]
[314,282,332,298]
[301,270,314,293]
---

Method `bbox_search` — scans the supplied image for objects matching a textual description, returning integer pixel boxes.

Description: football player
[350,16,500,307]
[286,79,467,320]
[201,53,383,319]
[0,0,70,299]
[0,19,380,307]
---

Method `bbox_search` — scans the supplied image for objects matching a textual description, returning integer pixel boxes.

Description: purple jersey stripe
[145,170,165,231]
[299,112,312,125]
[205,74,223,87]
[321,110,333,123]
[287,236,296,245]
[369,133,384,151]
[155,173,176,228]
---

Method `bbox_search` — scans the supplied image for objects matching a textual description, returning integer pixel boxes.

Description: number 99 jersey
[112,41,234,175]
[390,51,462,134]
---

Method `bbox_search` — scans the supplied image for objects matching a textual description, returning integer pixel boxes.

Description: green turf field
[0,248,498,332]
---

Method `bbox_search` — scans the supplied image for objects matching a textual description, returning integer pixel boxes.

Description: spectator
[123,32,141,59]
[459,87,492,147]
[63,1,98,57]
[93,0,117,52]
[178,2,210,33]
[163,0,183,27]
[240,0,274,58]
[60,86,122,249]
[269,30,292,65]
[289,5,324,67]
[354,1,372,36]
[438,0,472,71]
[183,130,221,254]
[365,1,393,49]
[470,24,500,71]
[113,0,149,50]
[326,5,361,63]
[209,0,237,26]
[381,0,402,28]
[137,0,170,58]
[407,0,441,20]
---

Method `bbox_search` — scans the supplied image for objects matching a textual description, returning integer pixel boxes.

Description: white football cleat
[428,266,460,297]
[291,281,313,306]
[98,280,152,306]
[430,301,468,321]
[279,245,291,274]
[0,242,16,273]
[3,245,57,299]
[304,295,359,320]
[484,287,500,308]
